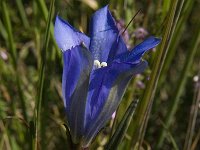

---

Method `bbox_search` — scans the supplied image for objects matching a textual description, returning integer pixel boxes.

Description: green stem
[16,0,30,28]
[106,100,139,150]
[138,0,186,147]
[158,0,194,89]
[2,0,17,68]
[34,0,55,149]
[2,0,27,121]
[156,19,200,149]
[183,66,200,150]
[129,0,179,148]
[35,0,60,60]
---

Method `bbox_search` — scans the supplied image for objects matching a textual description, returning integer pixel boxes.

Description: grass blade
[106,100,139,150]
[137,0,186,147]
[158,0,194,88]
[16,0,30,28]
[129,0,180,148]
[2,0,17,67]
[191,127,200,150]
[183,68,200,150]
[157,19,200,148]
[159,120,179,150]
[0,19,8,40]
[35,0,60,60]
[34,0,55,149]
[2,0,27,121]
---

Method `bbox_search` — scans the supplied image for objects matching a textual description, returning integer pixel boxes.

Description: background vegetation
[0,0,200,149]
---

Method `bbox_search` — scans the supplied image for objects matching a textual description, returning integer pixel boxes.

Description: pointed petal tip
[54,15,90,52]
[104,4,109,10]
[90,4,116,33]
[55,15,67,27]
[99,4,109,11]
[148,36,162,45]
[113,36,161,63]
[132,36,162,54]
[89,4,119,61]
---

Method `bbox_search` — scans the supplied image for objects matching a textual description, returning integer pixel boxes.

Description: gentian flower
[54,5,161,147]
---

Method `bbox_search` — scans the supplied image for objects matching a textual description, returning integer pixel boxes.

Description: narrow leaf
[34,0,55,149]
[106,100,139,150]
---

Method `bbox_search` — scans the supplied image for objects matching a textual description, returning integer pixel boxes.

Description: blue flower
[54,5,160,147]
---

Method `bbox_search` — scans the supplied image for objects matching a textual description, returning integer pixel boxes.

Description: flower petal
[114,36,161,63]
[54,16,90,51]
[83,61,148,146]
[62,45,93,143]
[107,36,128,64]
[89,5,120,62]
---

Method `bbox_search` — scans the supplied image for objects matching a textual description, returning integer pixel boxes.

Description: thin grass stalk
[16,0,30,29]
[34,0,55,149]
[2,0,27,121]
[35,0,60,60]
[0,18,8,75]
[34,28,41,69]
[2,0,17,68]
[35,0,48,20]
[161,0,170,21]
[1,127,11,150]
[183,67,200,150]
[137,93,153,149]
[159,120,179,150]
[33,0,41,69]
[106,100,139,150]
[191,127,200,150]
[138,0,186,147]
[0,135,4,149]
[156,20,200,148]
[158,0,194,88]
[129,0,179,148]
[0,19,8,40]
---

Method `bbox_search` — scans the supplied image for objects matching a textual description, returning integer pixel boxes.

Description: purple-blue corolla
[54,5,161,147]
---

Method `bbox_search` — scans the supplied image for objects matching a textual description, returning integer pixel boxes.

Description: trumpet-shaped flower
[54,5,161,147]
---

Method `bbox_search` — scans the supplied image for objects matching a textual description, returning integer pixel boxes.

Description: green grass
[0,0,200,149]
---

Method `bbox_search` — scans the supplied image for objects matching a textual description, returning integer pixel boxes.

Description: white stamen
[101,62,107,67]
[94,60,101,68]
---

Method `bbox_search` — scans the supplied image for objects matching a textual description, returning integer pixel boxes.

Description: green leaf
[34,0,55,148]
[157,17,200,148]
[105,99,139,150]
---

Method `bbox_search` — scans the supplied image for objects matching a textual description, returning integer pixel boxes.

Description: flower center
[94,60,107,69]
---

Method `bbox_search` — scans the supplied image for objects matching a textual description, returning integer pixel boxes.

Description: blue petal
[89,5,120,62]
[62,45,93,143]
[54,16,90,51]
[83,61,148,146]
[107,36,128,64]
[114,36,161,63]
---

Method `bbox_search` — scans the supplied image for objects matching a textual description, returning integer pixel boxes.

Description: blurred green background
[0,0,200,149]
